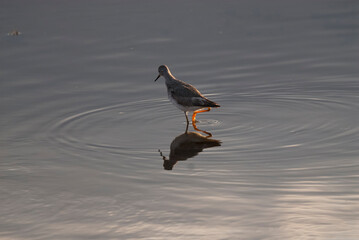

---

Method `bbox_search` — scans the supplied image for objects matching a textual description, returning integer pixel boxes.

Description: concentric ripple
[213,92,359,167]
[47,99,171,159]
[46,92,359,171]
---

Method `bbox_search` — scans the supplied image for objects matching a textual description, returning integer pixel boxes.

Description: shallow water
[1,0,359,239]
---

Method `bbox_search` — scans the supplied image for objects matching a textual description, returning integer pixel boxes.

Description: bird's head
[154,65,170,81]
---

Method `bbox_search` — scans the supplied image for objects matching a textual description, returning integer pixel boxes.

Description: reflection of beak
[154,75,160,82]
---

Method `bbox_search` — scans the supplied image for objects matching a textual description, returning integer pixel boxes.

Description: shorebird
[154,65,220,124]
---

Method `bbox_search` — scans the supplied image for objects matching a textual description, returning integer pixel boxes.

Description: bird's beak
[154,75,160,82]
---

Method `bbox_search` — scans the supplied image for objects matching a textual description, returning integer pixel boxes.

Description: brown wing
[169,84,219,107]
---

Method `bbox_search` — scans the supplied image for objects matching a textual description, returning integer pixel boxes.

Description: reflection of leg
[192,107,211,123]
[192,121,212,137]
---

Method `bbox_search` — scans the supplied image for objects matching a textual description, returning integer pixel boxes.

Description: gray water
[1,1,359,239]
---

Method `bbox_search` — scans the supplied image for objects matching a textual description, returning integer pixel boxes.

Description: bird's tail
[205,98,220,108]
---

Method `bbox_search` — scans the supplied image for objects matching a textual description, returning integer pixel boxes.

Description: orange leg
[192,121,212,137]
[191,108,211,123]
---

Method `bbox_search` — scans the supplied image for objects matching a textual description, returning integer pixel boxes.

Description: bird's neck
[163,72,176,82]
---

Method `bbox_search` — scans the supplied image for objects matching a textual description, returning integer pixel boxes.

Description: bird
[154,65,220,124]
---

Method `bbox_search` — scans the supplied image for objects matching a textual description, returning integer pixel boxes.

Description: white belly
[168,94,203,112]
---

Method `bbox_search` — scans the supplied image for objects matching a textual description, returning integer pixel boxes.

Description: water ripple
[46,91,359,173]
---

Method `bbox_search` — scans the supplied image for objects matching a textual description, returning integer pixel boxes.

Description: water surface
[1,0,359,239]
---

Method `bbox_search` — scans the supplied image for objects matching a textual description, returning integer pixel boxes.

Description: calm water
[1,0,359,239]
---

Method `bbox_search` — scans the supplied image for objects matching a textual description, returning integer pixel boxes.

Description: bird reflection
[159,122,221,170]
